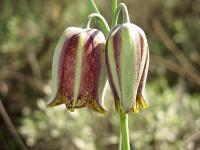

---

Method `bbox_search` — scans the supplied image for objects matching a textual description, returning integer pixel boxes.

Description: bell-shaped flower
[48,27,107,113]
[105,23,149,113]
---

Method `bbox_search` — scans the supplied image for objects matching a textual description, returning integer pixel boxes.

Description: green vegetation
[0,0,200,149]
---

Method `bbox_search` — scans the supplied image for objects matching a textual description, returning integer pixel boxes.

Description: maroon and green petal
[48,27,84,106]
[48,27,106,113]
[106,23,149,113]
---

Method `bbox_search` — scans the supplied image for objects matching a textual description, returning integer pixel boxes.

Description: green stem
[120,113,130,150]
[85,13,110,33]
[112,0,118,26]
[88,0,100,13]
[87,0,110,35]
[113,3,130,26]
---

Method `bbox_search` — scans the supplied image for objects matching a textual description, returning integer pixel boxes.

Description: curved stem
[112,0,118,26]
[87,0,110,35]
[113,3,130,26]
[120,113,130,150]
[88,0,100,13]
[85,13,110,34]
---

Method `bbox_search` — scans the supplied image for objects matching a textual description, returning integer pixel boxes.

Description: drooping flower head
[105,23,149,113]
[48,27,107,113]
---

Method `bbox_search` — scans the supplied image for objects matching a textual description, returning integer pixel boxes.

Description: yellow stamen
[139,96,148,109]
[133,101,140,113]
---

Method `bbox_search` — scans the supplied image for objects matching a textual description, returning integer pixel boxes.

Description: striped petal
[129,25,149,113]
[105,23,149,113]
[48,27,106,113]
[106,25,122,111]
[48,27,84,106]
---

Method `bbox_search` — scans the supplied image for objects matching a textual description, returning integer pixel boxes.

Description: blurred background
[0,0,200,150]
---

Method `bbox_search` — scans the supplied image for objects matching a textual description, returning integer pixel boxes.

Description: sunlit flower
[48,27,107,113]
[105,23,149,113]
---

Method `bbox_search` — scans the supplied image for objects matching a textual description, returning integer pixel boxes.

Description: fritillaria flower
[48,27,107,113]
[47,0,150,148]
[105,23,149,113]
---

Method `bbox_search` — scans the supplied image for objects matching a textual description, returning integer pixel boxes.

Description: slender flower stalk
[88,0,109,35]
[113,3,130,25]
[85,13,110,33]
[112,0,118,26]
[120,113,130,150]
[88,0,100,14]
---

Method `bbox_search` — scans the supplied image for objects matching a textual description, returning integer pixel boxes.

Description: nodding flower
[48,27,107,113]
[105,23,149,113]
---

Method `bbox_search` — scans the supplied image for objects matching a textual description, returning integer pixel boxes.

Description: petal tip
[47,96,64,107]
